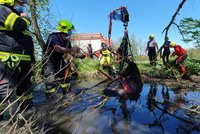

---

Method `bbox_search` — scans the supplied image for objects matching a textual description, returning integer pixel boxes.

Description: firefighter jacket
[0,4,35,62]
[173,45,186,56]
[146,40,158,57]
[44,33,69,61]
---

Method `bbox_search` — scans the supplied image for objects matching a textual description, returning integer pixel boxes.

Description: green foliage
[34,0,54,40]
[184,58,200,75]
[137,57,200,79]
[27,0,54,60]
[73,58,99,73]
[129,34,138,56]
[31,60,43,84]
[137,62,176,78]
[111,33,139,56]
[187,48,200,59]
[179,17,200,47]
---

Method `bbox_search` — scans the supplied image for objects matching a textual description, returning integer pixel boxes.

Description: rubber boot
[0,103,4,121]
[62,86,72,95]
[45,87,56,99]
[0,112,3,121]
[60,83,71,95]
[72,71,78,79]
[180,64,186,76]
[18,99,33,112]
[17,99,35,127]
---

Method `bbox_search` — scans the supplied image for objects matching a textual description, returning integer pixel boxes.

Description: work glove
[69,47,81,57]
[75,53,86,59]
[72,47,80,53]
[170,54,175,57]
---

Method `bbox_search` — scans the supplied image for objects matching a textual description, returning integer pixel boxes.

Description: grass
[135,54,200,79]
[31,47,200,84]
[187,48,200,59]
[74,58,99,73]
[73,54,200,80]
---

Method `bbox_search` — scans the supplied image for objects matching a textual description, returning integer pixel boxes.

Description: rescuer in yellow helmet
[145,34,159,66]
[99,42,116,77]
[170,41,187,76]
[42,20,79,98]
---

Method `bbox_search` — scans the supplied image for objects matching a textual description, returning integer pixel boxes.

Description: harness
[0,5,32,69]
[0,51,31,69]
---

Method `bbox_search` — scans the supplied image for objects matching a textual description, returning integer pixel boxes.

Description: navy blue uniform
[0,4,34,115]
[42,33,70,97]
[162,41,170,64]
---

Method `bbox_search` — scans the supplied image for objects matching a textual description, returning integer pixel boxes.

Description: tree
[29,0,54,51]
[179,17,200,48]
[137,38,146,55]
[158,0,187,52]
[129,34,138,56]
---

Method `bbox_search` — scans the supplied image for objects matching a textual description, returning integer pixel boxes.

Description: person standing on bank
[42,20,79,98]
[0,0,35,119]
[146,34,158,66]
[87,43,93,59]
[160,37,171,66]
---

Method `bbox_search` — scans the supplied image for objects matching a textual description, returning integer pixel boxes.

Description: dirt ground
[76,70,200,91]
[141,74,200,90]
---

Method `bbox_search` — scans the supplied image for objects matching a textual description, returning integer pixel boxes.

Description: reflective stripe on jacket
[0,51,31,61]
[0,5,30,32]
[0,5,34,62]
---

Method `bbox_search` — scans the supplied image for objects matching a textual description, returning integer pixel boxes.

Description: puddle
[50,83,200,134]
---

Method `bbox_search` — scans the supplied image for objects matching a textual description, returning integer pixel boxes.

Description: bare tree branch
[173,22,185,40]
[158,0,187,52]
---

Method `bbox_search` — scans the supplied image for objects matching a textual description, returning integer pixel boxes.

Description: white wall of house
[71,39,102,52]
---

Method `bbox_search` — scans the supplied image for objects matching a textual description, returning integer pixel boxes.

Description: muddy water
[47,82,200,134]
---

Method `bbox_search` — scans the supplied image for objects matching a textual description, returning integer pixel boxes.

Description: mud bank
[141,74,200,90]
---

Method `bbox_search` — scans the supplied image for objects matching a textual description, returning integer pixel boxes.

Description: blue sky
[50,0,200,49]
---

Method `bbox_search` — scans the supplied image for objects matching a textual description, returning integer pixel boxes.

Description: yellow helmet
[101,42,107,47]
[57,20,75,35]
[0,0,15,6]
[170,41,176,47]
[149,34,154,39]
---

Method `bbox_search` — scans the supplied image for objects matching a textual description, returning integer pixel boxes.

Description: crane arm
[108,6,129,46]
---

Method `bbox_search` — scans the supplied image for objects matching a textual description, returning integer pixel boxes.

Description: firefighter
[99,42,116,77]
[87,43,93,59]
[170,42,187,76]
[42,20,79,98]
[0,0,35,119]
[146,34,158,66]
[99,42,112,67]
[160,37,171,65]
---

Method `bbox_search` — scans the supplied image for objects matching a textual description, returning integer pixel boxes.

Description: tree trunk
[29,0,45,51]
